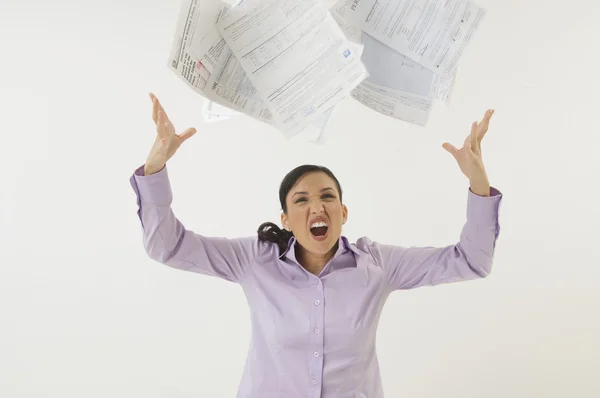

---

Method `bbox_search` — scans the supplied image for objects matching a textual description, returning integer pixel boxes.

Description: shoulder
[216,235,278,267]
[349,236,382,264]
[252,237,281,262]
[348,236,408,269]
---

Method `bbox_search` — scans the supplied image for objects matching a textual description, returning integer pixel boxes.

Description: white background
[1,0,599,397]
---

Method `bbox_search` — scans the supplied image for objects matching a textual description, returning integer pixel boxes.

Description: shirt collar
[279,235,360,262]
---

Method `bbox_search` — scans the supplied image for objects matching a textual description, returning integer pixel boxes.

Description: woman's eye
[295,194,334,204]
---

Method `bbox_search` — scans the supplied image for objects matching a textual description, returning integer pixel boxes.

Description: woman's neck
[296,241,338,276]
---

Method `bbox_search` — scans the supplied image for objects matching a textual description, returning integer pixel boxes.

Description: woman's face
[281,171,347,256]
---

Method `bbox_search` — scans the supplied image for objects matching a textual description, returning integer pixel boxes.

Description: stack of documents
[167,0,486,139]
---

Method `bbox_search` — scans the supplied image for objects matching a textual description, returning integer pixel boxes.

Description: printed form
[202,99,240,123]
[187,0,231,73]
[205,46,275,124]
[168,0,275,124]
[330,0,364,47]
[344,0,486,75]
[352,32,456,125]
[167,0,214,95]
[216,0,367,133]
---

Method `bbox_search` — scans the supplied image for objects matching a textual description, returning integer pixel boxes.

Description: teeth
[310,221,328,228]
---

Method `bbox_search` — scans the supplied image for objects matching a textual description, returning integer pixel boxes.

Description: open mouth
[310,220,329,241]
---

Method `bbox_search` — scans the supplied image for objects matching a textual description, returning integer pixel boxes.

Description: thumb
[178,127,197,142]
[442,142,459,158]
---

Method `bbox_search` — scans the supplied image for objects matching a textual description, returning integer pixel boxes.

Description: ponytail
[257,222,294,257]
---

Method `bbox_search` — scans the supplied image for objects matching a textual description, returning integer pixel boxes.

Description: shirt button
[315,328,320,333]
[313,280,319,285]
[312,380,318,385]
[314,300,320,306]
[314,352,319,357]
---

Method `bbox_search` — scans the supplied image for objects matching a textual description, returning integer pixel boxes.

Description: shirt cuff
[466,186,502,226]
[129,164,173,206]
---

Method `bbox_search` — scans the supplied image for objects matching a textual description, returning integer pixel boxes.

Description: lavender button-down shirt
[130,165,503,398]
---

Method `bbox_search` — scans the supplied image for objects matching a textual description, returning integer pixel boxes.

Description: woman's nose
[310,200,325,213]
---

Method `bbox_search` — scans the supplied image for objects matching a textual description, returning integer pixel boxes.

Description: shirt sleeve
[366,187,503,291]
[129,164,263,283]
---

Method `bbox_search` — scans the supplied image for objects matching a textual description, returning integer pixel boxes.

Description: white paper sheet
[188,0,231,73]
[361,34,434,96]
[303,106,335,143]
[167,0,214,95]
[351,80,431,125]
[204,47,275,124]
[431,69,457,103]
[363,33,455,97]
[202,99,240,123]
[216,0,367,133]
[344,0,485,76]
[168,0,275,125]
[351,33,433,124]
[330,0,364,46]
[166,0,347,136]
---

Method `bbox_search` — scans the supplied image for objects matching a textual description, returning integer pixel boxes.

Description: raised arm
[129,93,262,283]
[371,108,503,290]
[364,187,502,290]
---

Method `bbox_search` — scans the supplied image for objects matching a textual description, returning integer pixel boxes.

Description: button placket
[309,277,324,392]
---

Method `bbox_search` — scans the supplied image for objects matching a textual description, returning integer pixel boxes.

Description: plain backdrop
[1,0,599,397]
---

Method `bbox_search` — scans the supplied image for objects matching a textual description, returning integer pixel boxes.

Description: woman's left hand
[442,109,494,196]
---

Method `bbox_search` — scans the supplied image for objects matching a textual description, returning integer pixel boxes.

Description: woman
[130,93,503,397]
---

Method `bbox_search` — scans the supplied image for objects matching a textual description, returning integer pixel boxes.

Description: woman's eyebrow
[292,187,335,197]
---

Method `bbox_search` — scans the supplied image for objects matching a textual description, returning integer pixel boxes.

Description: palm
[443,109,494,179]
[147,93,196,166]
[451,144,478,177]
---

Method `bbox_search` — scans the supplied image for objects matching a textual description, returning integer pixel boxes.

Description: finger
[477,109,494,141]
[467,141,482,162]
[151,95,171,127]
[470,121,478,148]
[465,140,476,158]
[470,121,483,157]
[156,110,165,136]
[442,142,459,158]
[178,127,197,142]
[151,94,159,124]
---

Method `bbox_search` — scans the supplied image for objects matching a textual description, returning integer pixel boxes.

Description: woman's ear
[280,212,289,230]
[342,204,348,225]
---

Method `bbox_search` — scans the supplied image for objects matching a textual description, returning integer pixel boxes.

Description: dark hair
[257,165,343,255]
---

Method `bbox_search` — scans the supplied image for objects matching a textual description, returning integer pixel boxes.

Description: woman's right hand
[144,93,197,175]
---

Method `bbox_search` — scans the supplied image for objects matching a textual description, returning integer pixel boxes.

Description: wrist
[469,178,490,196]
[470,183,490,197]
[144,163,165,176]
[469,169,490,196]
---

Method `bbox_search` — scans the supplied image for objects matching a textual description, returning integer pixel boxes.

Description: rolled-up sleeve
[129,164,262,283]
